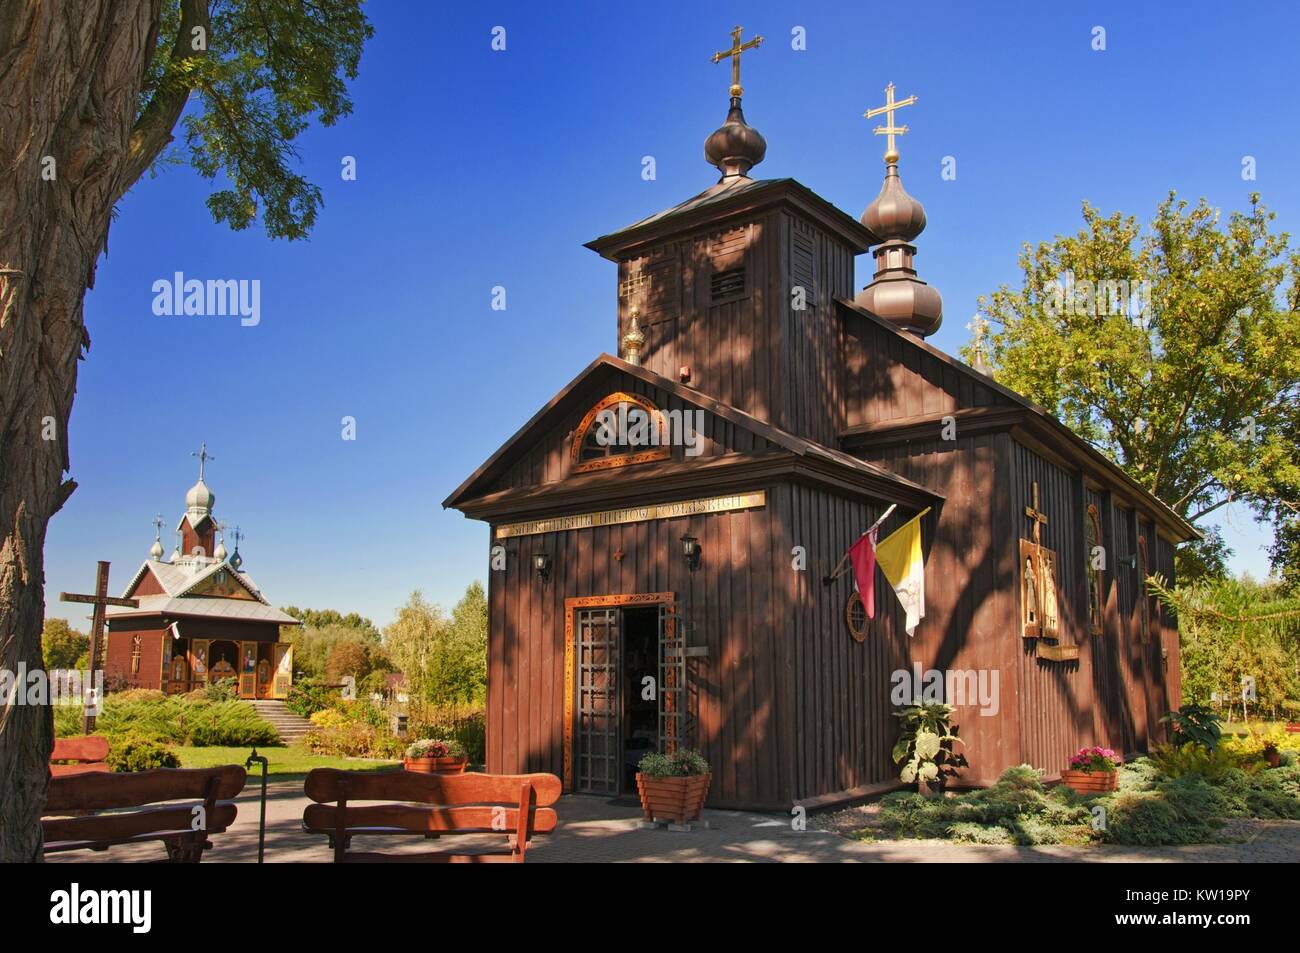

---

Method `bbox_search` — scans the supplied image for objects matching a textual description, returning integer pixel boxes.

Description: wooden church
[445,32,1197,810]
[103,447,300,699]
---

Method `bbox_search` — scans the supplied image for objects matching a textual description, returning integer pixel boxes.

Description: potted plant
[403,738,468,774]
[1263,741,1282,768]
[1061,746,1121,793]
[892,702,967,795]
[635,749,710,824]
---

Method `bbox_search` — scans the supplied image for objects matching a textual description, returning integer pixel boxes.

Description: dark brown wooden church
[446,42,1196,810]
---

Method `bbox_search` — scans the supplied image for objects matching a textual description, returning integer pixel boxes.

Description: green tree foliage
[967,194,1300,581]
[280,607,380,640]
[41,619,88,671]
[287,622,387,681]
[382,584,488,706]
[1151,575,1300,719]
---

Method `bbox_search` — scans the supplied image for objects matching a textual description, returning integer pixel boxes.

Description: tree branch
[116,0,209,199]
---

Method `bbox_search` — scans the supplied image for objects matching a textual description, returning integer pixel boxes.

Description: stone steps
[244,700,314,744]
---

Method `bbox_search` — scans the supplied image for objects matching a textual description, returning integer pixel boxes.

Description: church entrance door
[565,593,677,796]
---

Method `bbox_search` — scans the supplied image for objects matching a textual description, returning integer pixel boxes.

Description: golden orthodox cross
[711,25,763,98]
[1025,481,1049,547]
[61,561,139,732]
[864,82,918,164]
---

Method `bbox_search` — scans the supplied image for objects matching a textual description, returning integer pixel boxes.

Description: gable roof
[109,558,301,625]
[443,354,940,513]
[835,297,1201,543]
[585,177,879,261]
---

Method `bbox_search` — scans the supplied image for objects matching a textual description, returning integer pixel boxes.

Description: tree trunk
[0,0,161,862]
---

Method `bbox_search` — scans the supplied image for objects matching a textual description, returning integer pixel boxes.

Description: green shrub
[285,678,333,718]
[1160,704,1223,751]
[1149,742,1236,780]
[1100,777,1226,845]
[637,749,709,778]
[201,677,240,702]
[183,701,280,746]
[108,735,180,772]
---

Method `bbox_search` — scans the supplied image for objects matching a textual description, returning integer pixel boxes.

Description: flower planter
[1286,723,1300,734]
[635,772,711,824]
[1060,768,1118,794]
[403,756,468,775]
[1263,749,1282,768]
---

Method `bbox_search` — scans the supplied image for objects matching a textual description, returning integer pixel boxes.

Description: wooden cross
[1025,481,1049,547]
[60,561,139,732]
[711,25,763,99]
[864,82,918,164]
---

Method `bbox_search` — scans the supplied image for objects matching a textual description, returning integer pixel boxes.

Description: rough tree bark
[0,0,191,861]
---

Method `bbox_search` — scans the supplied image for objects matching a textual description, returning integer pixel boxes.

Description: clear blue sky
[43,1,1294,628]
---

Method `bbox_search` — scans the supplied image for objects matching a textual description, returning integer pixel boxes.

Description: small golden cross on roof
[711,25,763,99]
[864,82,918,164]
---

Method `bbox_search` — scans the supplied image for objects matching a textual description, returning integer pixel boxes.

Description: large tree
[966,194,1300,582]
[0,0,370,861]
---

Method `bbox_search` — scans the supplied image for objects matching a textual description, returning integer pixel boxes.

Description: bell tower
[585,27,877,446]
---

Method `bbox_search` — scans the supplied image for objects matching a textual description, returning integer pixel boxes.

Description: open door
[272,643,293,699]
[574,607,619,795]
[238,642,257,698]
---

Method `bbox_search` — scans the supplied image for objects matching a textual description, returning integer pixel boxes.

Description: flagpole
[822,503,898,585]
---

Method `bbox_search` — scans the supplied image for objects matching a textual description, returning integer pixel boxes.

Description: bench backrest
[303,769,562,862]
[51,735,110,764]
[50,736,111,777]
[42,766,246,854]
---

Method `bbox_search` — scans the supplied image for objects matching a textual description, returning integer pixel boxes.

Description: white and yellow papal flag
[873,507,930,637]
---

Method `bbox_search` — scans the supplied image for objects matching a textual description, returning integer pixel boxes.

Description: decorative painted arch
[570,391,672,474]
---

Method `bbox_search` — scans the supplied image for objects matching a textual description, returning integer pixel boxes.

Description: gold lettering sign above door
[495,491,767,540]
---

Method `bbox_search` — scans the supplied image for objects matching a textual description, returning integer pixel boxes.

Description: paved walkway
[46,780,1300,863]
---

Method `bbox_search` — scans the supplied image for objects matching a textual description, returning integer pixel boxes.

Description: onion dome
[185,478,214,522]
[214,537,228,562]
[150,537,165,561]
[230,549,242,571]
[704,99,767,179]
[622,312,646,365]
[854,160,943,337]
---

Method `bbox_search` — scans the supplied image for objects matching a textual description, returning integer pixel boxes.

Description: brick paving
[45,781,1300,863]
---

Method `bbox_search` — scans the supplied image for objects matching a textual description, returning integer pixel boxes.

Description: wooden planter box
[403,756,467,775]
[1285,723,1300,734]
[1061,768,1119,794]
[636,773,711,824]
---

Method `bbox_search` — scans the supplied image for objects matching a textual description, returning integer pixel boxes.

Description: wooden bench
[49,735,110,777]
[303,769,561,863]
[42,765,246,862]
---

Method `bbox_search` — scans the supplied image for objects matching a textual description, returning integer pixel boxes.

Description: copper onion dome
[854,83,943,338]
[704,99,767,179]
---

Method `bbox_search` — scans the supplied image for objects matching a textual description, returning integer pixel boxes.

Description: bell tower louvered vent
[710,266,746,302]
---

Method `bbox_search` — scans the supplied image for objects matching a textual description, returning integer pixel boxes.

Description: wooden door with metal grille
[575,607,620,794]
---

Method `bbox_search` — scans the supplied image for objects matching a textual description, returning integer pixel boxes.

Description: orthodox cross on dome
[1025,481,1049,546]
[192,441,214,480]
[864,82,918,164]
[232,525,244,550]
[711,25,763,98]
[152,514,163,539]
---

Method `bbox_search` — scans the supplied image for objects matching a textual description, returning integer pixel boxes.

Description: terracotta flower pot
[1061,768,1119,794]
[1264,749,1281,768]
[636,772,711,824]
[404,756,468,774]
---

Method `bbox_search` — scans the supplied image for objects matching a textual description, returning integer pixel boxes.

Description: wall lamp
[1117,553,1138,569]
[533,552,552,583]
[681,534,701,572]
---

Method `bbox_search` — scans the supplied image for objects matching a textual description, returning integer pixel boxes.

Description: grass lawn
[175,744,400,778]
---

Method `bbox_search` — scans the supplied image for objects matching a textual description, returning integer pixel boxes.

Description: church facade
[446,46,1196,810]
[103,450,300,699]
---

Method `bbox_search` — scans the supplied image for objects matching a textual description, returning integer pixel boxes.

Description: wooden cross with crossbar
[61,561,139,732]
[1024,481,1049,547]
